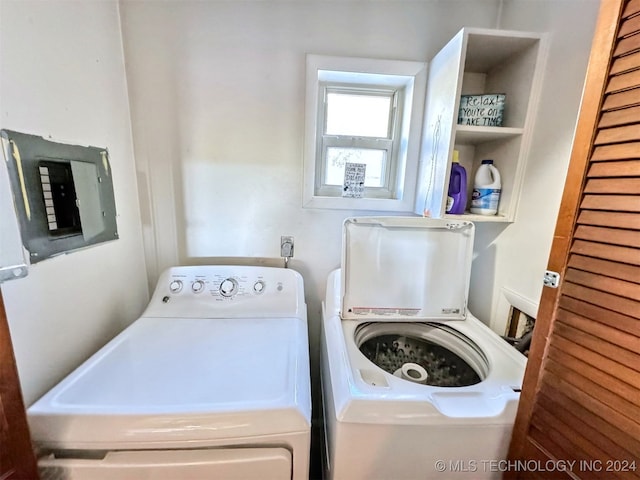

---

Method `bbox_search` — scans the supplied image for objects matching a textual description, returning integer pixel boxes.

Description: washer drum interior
[355,323,489,387]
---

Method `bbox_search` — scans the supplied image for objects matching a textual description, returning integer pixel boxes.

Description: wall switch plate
[280,236,294,258]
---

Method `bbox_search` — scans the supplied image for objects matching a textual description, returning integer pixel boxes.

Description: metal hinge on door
[543,270,561,288]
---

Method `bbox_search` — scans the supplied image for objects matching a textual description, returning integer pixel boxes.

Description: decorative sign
[342,163,366,198]
[458,94,505,127]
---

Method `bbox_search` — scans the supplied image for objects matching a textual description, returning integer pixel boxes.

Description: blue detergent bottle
[446,150,467,214]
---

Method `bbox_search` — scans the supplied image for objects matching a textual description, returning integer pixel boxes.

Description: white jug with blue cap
[470,159,501,215]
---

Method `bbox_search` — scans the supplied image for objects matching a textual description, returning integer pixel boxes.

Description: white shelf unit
[414,27,547,222]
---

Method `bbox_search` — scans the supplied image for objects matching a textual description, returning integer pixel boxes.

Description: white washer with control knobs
[28,265,311,480]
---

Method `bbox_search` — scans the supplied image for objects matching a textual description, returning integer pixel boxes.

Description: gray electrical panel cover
[1,130,118,264]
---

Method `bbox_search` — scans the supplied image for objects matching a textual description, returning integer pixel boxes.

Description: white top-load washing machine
[321,217,527,480]
[28,265,311,480]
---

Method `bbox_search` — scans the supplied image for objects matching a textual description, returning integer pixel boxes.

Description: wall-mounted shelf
[444,212,512,223]
[414,27,547,222]
[455,125,523,144]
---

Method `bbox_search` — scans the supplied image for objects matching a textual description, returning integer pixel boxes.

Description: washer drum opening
[355,323,489,387]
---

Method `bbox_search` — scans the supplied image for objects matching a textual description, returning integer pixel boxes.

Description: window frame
[303,54,427,211]
[317,85,400,198]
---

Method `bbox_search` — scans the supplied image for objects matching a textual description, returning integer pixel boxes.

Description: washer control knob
[219,278,238,297]
[169,280,183,293]
[253,280,265,294]
[192,280,205,293]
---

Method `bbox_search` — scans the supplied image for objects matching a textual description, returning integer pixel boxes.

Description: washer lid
[28,316,311,448]
[341,217,474,321]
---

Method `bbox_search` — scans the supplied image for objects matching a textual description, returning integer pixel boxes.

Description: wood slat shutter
[507,0,640,479]
[0,290,39,479]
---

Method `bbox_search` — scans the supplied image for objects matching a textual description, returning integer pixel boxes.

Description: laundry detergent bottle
[445,150,467,214]
[470,159,501,215]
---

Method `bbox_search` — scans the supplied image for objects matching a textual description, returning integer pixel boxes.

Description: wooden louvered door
[0,290,38,479]
[507,0,640,478]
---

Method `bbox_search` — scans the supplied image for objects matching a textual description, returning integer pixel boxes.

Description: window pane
[325,148,386,187]
[325,92,391,137]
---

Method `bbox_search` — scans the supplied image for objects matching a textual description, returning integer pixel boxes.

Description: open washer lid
[28,316,311,449]
[341,217,474,321]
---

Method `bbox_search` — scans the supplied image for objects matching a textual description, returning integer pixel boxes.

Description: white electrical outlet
[280,236,294,258]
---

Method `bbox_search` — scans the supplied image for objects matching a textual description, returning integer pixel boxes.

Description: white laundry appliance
[28,265,311,480]
[320,217,527,480]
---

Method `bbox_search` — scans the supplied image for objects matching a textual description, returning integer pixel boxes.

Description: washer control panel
[180,272,273,300]
[144,265,305,319]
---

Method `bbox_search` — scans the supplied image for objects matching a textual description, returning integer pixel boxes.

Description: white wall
[0,0,148,405]
[468,0,600,332]
[119,0,601,405]
[0,0,601,409]
[118,0,502,411]
[119,0,503,284]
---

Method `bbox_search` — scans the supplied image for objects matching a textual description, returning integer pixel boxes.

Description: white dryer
[28,265,311,480]
[320,217,527,480]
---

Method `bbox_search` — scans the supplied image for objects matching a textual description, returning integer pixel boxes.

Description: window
[320,87,397,196]
[304,55,427,211]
